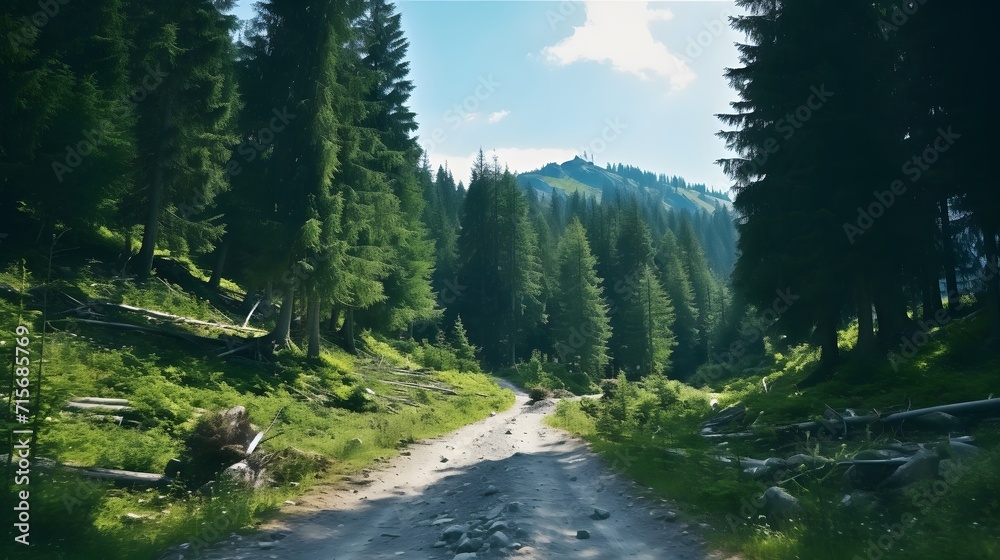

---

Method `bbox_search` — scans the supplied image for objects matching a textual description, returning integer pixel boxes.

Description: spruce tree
[130,0,239,278]
[656,230,699,378]
[551,218,612,378]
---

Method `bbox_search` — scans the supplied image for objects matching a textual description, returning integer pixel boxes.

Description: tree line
[425,153,738,380]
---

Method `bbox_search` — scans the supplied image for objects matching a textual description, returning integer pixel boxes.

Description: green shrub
[528,387,550,401]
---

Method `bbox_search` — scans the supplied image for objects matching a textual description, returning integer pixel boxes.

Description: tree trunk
[307,294,321,359]
[208,236,231,289]
[873,280,916,346]
[984,228,1000,342]
[940,195,960,312]
[343,307,356,354]
[270,285,294,349]
[136,165,164,279]
[136,102,173,280]
[818,301,839,370]
[855,281,876,354]
[922,272,943,322]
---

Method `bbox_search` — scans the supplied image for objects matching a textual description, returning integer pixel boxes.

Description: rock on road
[181,382,718,560]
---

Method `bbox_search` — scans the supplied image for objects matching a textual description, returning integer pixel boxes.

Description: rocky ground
[171,382,721,560]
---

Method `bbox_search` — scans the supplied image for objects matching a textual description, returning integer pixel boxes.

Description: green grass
[545,315,1000,560]
[0,255,514,559]
[496,354,599,396]
[539,176,602,199]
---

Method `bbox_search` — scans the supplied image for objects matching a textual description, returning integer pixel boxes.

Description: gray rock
[484,485,498,496]
[504,502,521,513]
[432,540,448,548]
[590,508,611,520]
[761,487,800,519]
[843,461,903,490]
[489,530,511,548]
[456,535,483,553]
[576,530,590,539]
[487,520,508,532]
[949,440,981,460]
[453,554,477,560]
[441,524,468,543]
[882,448,940,489]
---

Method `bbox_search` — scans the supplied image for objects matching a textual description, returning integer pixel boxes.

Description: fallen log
[379,380,457,395]
[67,466,172,489]
[880,398,1000,425]
[65,401,133,412]
[73,397,130,406]
[73,318,222,345]
[101,302,267,334]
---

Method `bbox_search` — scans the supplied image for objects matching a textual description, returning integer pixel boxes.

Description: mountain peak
[517,159,730,214]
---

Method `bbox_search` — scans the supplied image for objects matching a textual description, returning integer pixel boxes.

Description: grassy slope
[546,315,1000,560]
[0,253,514,559]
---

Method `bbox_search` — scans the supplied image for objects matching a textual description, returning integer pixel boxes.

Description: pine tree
[619,264,675,378]
[656,230,699,378]
[451,315,479,373]
[131,0,239,278]
[353,0,437,335]
[456,153,544,365]
[551,218,612,378]
[240,0,356,350]
[1,0,133,239]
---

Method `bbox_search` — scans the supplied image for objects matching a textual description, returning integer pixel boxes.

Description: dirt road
[186,383,715,560]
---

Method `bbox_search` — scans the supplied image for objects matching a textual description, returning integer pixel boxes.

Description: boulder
[761,487,800,519]
[881,448,940,489]
[489,530,512,548]
[441,524,468,543]
[590,508,611,520]
[456,535,482,553]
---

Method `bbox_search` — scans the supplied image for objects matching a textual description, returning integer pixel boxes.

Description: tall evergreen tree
[656,230,699,378]
[456,152,544,365]
[131,0,239,278]
[551,218,612,378]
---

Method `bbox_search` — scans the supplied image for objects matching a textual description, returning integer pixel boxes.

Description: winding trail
[188,382,719,560]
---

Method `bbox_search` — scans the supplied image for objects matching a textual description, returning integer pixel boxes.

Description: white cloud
[541,1,695,91]
[430,147,578,186]
[463,112,479,123]
[488,110,511,124]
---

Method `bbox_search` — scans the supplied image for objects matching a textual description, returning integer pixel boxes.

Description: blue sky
[231,1,743,190]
